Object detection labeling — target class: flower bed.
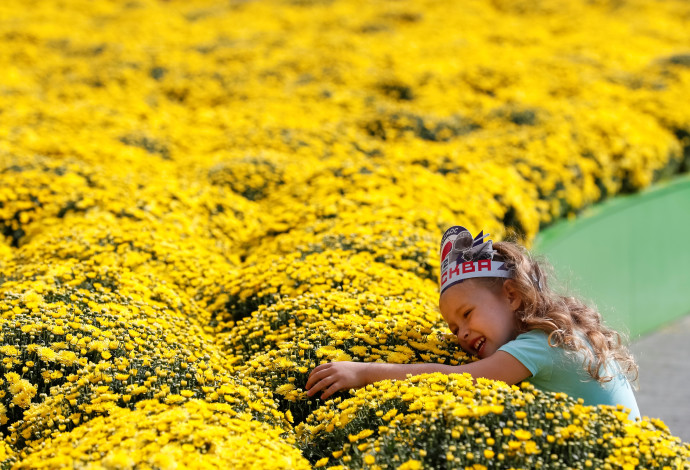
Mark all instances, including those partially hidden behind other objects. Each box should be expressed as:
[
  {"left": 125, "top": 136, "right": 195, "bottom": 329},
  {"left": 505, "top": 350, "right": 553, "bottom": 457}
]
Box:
[{"left": 1, "top": 0, "right": 690, "bottom": 468}]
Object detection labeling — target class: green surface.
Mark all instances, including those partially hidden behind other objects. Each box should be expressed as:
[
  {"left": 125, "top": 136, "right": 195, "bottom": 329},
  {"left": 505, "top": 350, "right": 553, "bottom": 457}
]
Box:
[{"left": 533, "top": 174, "right": 690, "bottom": 339}]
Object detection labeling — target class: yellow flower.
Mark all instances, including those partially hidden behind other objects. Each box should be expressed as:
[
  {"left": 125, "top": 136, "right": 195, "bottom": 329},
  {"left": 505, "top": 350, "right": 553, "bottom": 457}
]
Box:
[
  {"left": 8, "top": 377, "right": 37, "bottom": 408},
  {"left": 399, "top": 461, "right": 423, "bottom": 470},
  {"left": 0, "top": 346, "right": 19, "bottom": 356},
  {"left": 56, "top": 350, "right": 78, "bottom": 366},
  {"left": 0, "top": 403, "right": 8, "bottom": 425},
  {"left": 37, "top": 346, "right": 58, "bottom": 362},
  {"left": 348, "top": 429, "right": 374, "bottom": 442}
]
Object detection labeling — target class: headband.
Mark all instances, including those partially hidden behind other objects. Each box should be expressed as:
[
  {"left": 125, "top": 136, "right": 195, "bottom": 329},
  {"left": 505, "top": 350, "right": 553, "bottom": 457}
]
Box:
[{"left": 439, "top": 226, "right": 511, "bottom": 295}]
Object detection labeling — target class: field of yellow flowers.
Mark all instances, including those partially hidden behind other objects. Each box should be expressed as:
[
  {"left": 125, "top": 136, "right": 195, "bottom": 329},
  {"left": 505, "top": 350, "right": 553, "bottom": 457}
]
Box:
[{"left": 1, "top": 0, "right": 690, "bottom": 468}]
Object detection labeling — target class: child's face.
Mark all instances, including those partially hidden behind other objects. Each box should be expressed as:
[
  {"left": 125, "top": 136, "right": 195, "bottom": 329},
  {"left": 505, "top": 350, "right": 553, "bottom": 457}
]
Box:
[{"left": 439, "top": 280, "right": 520, "bottom": 359}]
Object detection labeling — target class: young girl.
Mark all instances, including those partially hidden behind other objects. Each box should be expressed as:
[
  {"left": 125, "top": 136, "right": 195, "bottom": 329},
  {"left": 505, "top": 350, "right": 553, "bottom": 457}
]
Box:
[{"left": 306, "top": 225, "right": 640, "bottom": 419}]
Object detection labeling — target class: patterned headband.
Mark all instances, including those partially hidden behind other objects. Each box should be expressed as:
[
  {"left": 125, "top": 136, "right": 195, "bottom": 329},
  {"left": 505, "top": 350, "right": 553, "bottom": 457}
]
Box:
[{"left": 439, "top": 226, "right": 512, "bottom": 295}]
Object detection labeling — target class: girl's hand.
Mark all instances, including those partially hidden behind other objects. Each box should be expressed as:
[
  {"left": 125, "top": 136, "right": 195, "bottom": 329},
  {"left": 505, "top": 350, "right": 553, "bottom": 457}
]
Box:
[{"left": 305, "top": 362, "right": 370, "bottom": 400}]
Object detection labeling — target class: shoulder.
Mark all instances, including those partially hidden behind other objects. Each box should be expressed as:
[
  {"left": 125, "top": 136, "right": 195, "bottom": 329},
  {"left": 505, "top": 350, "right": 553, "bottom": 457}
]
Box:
[
  {"left": 498, "top": 329, "right": 558, "bottom": 378},
  {"left": 506, "top": 329, "right": 552, "bottom": 347},
  {"left": 500, "top": 330, "right": 556, "bottom": 358}
]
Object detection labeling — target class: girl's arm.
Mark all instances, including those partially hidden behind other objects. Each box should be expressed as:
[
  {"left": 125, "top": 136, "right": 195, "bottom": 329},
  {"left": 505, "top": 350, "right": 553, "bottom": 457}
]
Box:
[{"left": 305, "top": 351, "right": 531, "bottom": 399}]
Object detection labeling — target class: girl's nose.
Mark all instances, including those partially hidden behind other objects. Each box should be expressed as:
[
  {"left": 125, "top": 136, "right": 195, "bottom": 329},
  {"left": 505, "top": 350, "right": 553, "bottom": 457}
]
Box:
[{"left": 457, "top": 329, "right": 471, "bottom": 354}]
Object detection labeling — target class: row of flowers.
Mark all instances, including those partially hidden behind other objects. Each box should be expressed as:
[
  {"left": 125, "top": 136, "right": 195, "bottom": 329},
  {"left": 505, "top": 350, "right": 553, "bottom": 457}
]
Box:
[
  {"left": 2, "top": 0, "right": 690, "bottom": 468},
  {"left": 298, "top": 374, "right": 682, "bottom": 469}
]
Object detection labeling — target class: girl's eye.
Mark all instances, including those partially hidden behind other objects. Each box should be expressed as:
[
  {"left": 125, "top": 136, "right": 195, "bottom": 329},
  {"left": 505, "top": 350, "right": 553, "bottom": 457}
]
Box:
[{"left": 463, "top": 310, "right": 471, "bottom": 318}]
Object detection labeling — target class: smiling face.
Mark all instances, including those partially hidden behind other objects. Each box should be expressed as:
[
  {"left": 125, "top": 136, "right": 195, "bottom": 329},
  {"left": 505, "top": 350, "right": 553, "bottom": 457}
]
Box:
[{"left": 439, "top": 279, "right": 521, "bottom": 359}]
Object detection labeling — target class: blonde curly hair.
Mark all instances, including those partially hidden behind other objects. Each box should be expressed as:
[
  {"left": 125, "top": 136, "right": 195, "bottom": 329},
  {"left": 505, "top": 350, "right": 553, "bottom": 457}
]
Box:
[{"left": 484, "top": 241, "right": 639, "bottom": 384}]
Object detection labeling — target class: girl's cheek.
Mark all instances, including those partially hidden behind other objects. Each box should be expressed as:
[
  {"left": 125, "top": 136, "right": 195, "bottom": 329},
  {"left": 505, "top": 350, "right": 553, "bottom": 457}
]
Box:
[{"left": 457, "top": 339, "right": 469, "bottom": 354}]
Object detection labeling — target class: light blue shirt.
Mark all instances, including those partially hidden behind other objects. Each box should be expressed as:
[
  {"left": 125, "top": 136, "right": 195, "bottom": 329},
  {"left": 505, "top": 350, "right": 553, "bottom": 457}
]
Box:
[{"left": 499, "top": 330, "right": 640, "bottom": 420}]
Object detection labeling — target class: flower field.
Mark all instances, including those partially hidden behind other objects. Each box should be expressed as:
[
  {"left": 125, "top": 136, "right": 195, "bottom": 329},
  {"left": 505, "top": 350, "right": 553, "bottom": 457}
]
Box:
[{"left": 1, "top": 0, "right": 690, "bottom": 468}]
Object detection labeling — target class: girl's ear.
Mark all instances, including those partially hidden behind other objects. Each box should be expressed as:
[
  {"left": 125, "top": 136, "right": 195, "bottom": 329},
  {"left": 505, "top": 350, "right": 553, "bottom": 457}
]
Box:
[{"left": 502, "top": 280, "right": 522, "bottom": 311}]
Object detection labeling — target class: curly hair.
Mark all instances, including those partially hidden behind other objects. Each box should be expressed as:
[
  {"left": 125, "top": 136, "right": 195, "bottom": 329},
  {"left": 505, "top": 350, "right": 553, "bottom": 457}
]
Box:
[{"left": 484, "top": 241, "right": 639, "bottom": 384}]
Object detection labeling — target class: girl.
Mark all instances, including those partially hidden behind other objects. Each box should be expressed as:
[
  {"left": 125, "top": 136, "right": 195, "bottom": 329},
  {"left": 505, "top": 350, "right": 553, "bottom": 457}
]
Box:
[{"left": 306, "top": 226, "right": 640, "bottom": 419}]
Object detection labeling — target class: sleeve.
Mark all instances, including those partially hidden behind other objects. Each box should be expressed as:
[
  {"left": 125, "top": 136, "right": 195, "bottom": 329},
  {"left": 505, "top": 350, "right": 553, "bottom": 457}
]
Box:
[{"left": 498, "top": 330, "right": 554, "bottom": 381}]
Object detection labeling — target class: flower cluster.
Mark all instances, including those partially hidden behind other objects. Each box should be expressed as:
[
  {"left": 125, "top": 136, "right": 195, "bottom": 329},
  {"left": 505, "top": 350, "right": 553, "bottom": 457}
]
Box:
[
  {"left": 16, "top": 399, "right": 310, "bottom": 469},
  {"left": 1, "top": 0, "right": 690, "bottom": 467},
  {"left": 297, "top": 374, "right": 689, "bottom": 469},
  {"left": 0, "top": 272, "right": 286, "bottom": 449},
  {"left": 224, "top": 289, "right": 470, "bottom": 424},
  {"left": 218, "top": 249, "right": 440, "bottom": 324}
]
